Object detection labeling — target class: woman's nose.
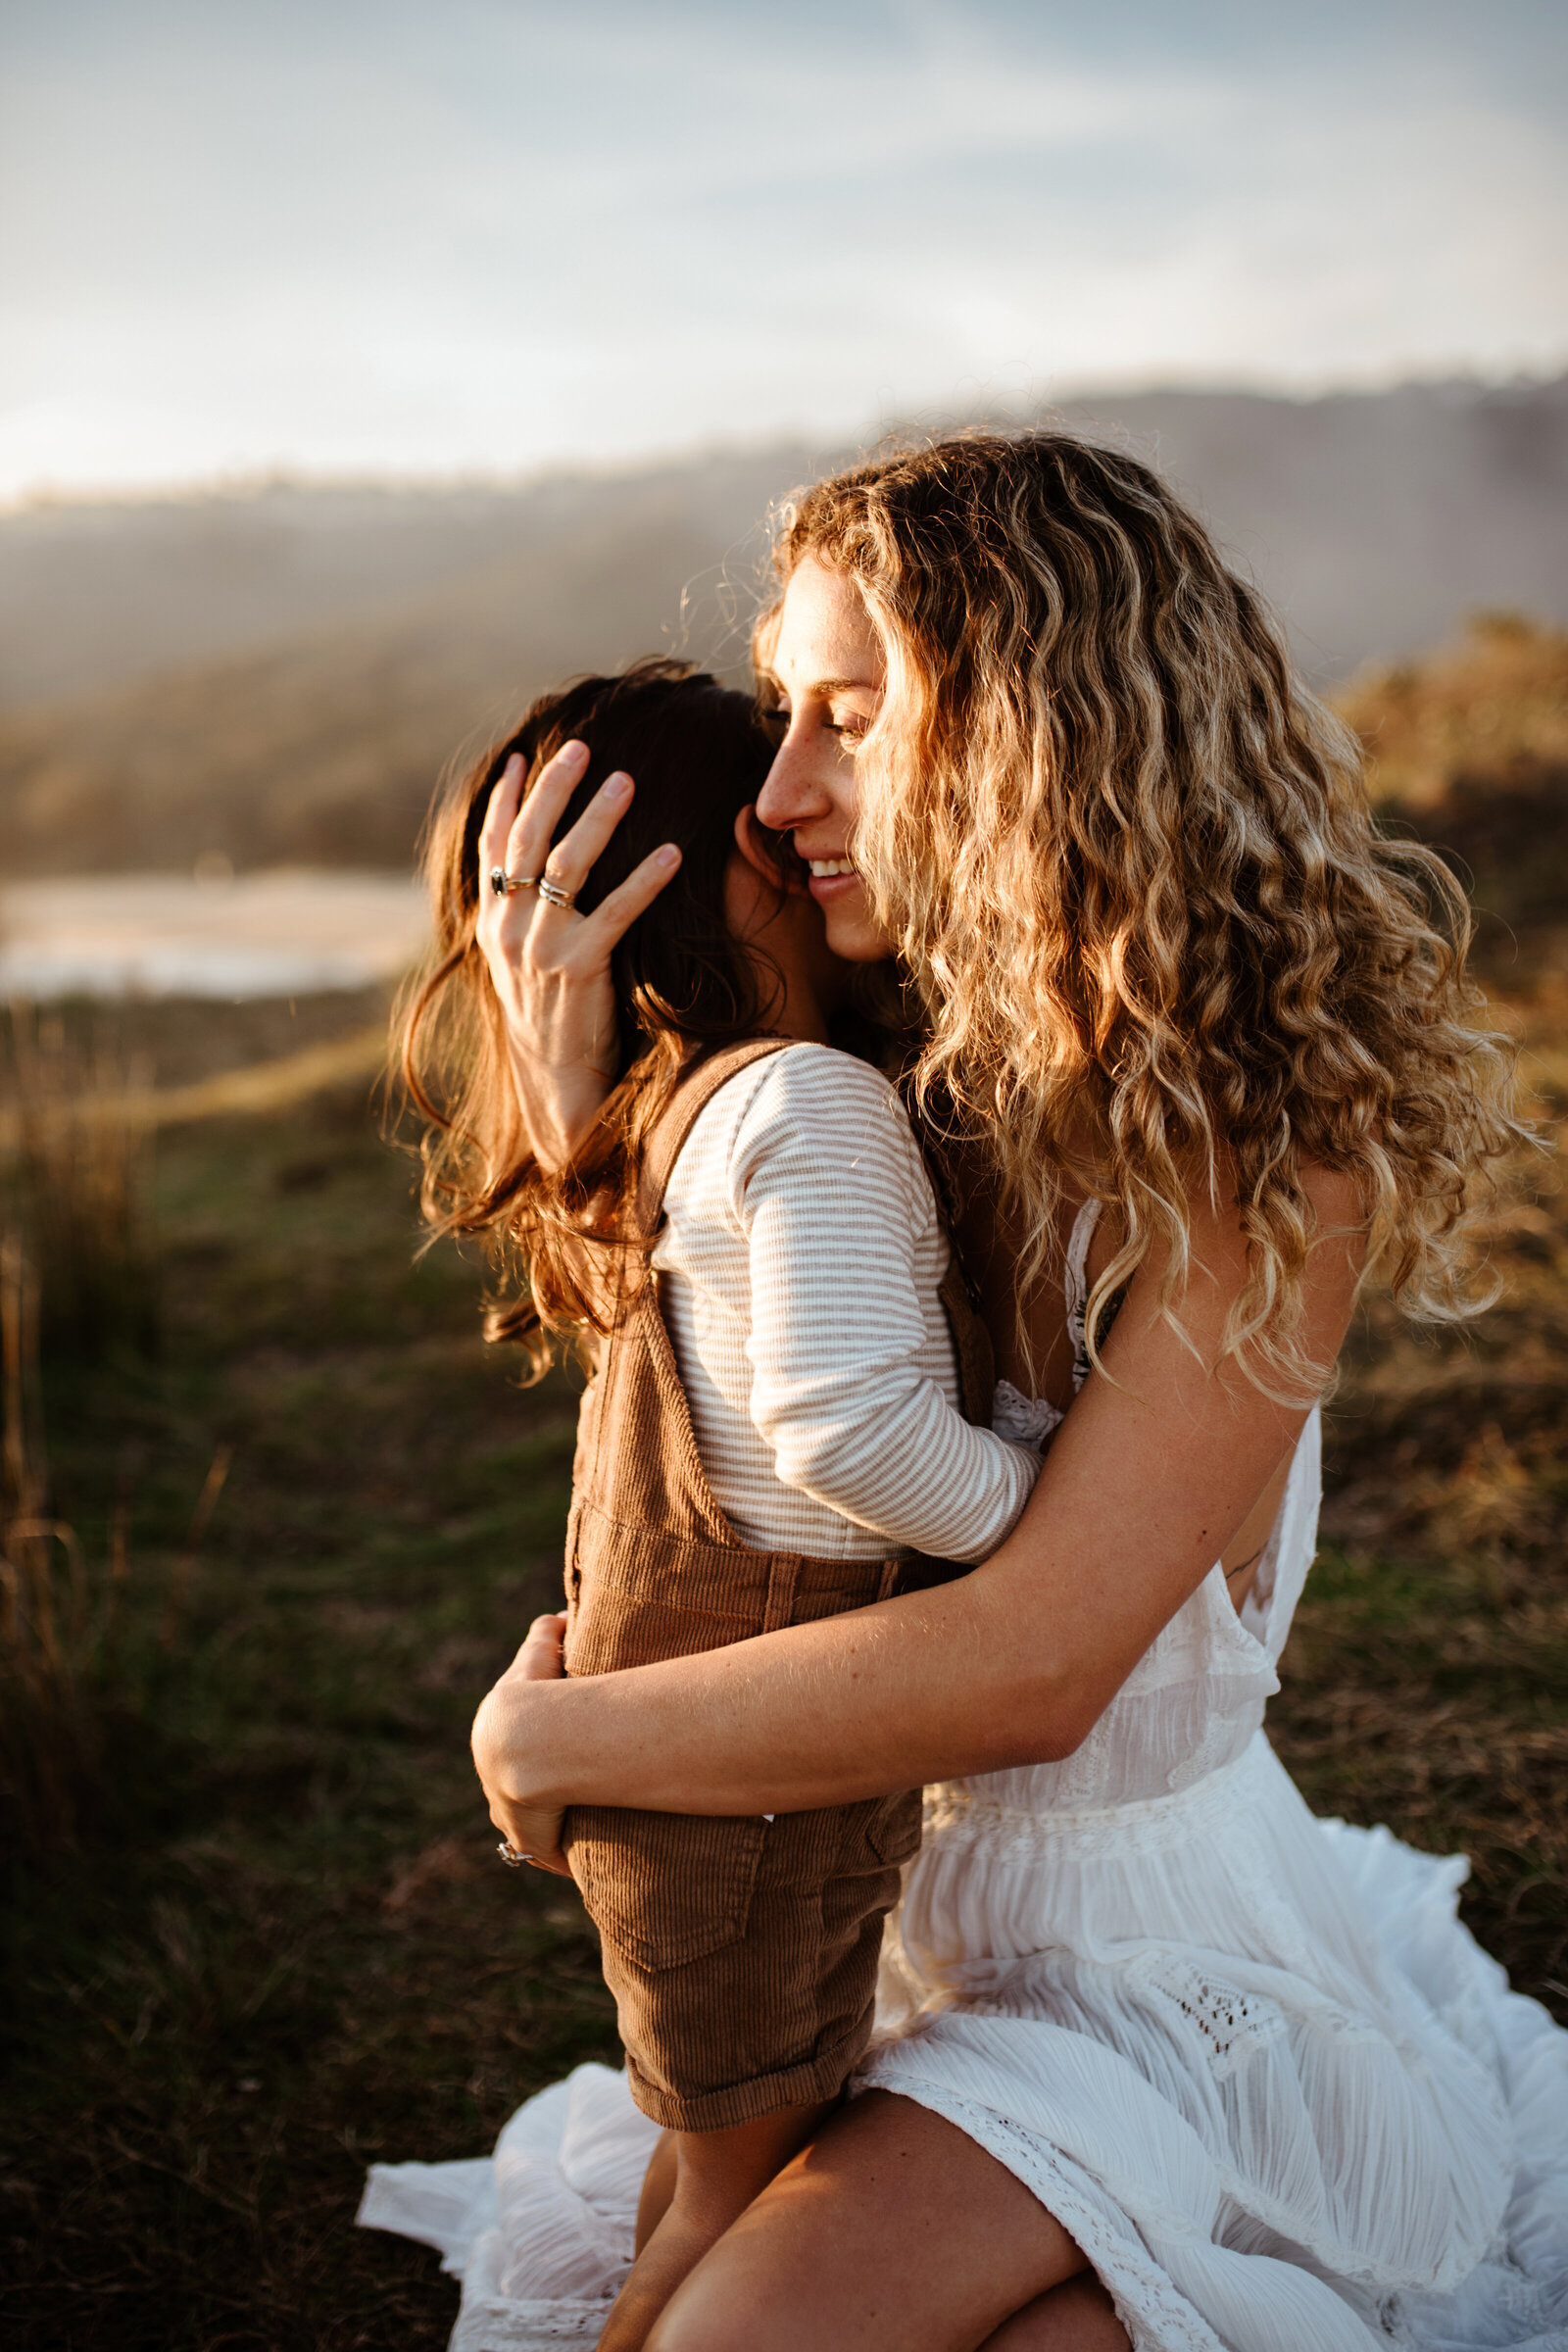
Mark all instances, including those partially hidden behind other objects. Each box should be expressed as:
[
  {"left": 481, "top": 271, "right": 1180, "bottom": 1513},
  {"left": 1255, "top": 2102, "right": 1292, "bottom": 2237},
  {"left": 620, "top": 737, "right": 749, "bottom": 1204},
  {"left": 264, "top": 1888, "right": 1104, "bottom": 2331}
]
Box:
[{"left": 758, "top": 732, "right": 831, "bottom": 830}]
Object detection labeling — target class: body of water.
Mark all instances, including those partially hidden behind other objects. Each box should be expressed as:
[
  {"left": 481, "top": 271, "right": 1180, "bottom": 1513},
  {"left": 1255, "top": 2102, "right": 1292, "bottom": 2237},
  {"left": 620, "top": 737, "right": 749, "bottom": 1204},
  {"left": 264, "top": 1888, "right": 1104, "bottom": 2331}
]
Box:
[{"left": 0, "top": 872, "right": 429, "bottom": 999}]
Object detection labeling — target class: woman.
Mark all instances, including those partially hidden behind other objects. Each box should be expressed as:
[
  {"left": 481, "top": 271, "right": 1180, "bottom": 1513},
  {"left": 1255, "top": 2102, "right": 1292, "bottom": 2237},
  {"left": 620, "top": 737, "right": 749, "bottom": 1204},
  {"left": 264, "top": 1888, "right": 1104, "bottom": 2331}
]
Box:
[{"left": 368, "top": 433, "right": 1567, "bottom": 2350}]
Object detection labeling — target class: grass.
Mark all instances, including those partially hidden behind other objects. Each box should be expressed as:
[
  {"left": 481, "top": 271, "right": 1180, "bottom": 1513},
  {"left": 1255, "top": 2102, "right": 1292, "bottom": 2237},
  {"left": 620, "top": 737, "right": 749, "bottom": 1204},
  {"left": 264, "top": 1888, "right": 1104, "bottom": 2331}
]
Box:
[
  {"left": 1, "top": 992, "right": 621, "bottom": 2349},
  {"left": 1278, "top": 958, "right": 1568, "bottom": 2010},
  {"left": 0, "top": 972, "right": 1564, "bottom": 2351}
]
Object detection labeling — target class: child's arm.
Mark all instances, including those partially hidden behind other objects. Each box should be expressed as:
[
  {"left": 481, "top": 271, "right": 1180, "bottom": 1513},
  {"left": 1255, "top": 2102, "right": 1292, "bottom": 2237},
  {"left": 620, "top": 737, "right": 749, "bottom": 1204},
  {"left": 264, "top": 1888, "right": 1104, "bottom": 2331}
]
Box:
[{"left": 728, "top": 1049, "right": 1038, "bottom": 1562}]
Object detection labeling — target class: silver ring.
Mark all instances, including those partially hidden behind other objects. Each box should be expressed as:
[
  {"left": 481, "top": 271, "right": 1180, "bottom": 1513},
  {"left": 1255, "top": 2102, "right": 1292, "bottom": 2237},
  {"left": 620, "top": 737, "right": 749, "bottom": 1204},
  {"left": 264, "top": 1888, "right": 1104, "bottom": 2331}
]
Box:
[
  {"left": 489, "top": 866, "right": 539, "bottom": 898},
  {"left": 535, "top": 874, "right": 577, "bottom": 910},
  {"left": 497, "top": 1838, "right": 532, "bottom": 1868}
]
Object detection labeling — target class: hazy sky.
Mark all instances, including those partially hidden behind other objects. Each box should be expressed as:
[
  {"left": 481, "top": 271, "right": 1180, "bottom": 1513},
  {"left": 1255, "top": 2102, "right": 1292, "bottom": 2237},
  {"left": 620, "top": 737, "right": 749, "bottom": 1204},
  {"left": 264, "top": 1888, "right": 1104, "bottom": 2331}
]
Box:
[{"left": 3, "top": 0, "right": 1565, "bottom": 502}]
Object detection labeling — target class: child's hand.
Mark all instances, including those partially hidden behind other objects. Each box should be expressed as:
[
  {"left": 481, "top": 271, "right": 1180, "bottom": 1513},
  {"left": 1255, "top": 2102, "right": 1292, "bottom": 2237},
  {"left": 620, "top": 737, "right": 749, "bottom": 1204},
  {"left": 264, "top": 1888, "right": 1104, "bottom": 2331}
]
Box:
[{"left": 474, "top": 1617, "right": 574, "bottom": 1876}]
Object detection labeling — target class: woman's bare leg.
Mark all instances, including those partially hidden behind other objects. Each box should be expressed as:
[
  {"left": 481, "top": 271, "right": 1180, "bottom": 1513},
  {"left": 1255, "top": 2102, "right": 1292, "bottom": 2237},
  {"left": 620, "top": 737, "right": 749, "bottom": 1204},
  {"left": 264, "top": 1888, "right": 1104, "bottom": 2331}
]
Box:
[
  {"left": 646, "top": 2091, "right": 1096, "bottom": 2352},
  {"left": 980, "top": 2275, "right": 1131, "bottom": 2351}
]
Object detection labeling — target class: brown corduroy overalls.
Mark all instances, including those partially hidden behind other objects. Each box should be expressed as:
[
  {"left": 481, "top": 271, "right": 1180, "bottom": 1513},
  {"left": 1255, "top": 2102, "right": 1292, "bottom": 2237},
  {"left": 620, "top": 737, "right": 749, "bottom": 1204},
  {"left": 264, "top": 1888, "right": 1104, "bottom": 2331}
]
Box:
[{"left": 561, "top": 1038, "right": 996, "bottom": 2132}]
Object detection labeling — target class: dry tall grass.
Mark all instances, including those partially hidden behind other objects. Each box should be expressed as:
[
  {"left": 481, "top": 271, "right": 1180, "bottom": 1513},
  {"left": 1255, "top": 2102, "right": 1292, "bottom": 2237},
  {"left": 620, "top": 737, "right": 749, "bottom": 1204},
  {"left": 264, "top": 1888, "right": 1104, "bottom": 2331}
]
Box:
[
  {"left": 0, "top": 1007, "right": 159, "bottom": 1852},
  {"left": 0, "top": 1232, "right": 116, "bottom": 1849},
  {"left": 1, "top": 1002, "right": 161, "bottom": 1361},
  {"left": 1337, "top": 612, "right": 1568, "bottom": 809}
]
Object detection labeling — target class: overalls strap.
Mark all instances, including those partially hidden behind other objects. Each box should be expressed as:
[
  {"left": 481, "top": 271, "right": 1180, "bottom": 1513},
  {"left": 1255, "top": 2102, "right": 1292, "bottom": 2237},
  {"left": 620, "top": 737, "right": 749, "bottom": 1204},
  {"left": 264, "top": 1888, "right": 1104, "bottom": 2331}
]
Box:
[{"left": 631, "top": 1038, "right": 794, "bottom": 1236}]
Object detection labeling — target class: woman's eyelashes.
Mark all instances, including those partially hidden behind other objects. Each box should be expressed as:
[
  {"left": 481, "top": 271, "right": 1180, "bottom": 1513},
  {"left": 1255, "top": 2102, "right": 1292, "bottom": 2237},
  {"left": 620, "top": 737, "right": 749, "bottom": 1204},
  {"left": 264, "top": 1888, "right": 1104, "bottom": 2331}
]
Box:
[{"left": 760, "top": 698, "right": 871, "bottom": 747}]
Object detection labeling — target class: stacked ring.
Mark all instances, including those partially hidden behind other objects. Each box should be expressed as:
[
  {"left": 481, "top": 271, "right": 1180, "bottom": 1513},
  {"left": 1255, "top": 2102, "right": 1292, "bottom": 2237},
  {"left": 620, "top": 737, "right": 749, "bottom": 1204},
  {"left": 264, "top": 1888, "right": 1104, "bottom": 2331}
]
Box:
[
  {"left": 536, "top": 876, "right": 578, "bottom": 910},
  {"left": 497, "top": 1838, "right": 532, "bottom": 1868}
]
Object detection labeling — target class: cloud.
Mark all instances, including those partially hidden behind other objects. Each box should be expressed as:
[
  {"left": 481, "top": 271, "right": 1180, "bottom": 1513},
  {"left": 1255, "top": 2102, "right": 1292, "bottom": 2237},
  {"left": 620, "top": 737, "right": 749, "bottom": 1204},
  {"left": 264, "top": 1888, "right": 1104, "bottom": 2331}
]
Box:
[{"left": 1, "top": 0, "right": 1563, "bottom": 497}]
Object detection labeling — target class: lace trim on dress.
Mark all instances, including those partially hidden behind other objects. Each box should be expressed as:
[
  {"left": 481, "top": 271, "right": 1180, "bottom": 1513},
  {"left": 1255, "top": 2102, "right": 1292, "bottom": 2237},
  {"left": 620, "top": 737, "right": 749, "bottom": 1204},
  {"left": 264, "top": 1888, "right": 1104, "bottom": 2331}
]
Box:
[
  {"left": 849, "top": 2074, "right": 1227, "bottom": 2352},
  {"left": 1129, "top": 1955, "right": 1289, "bottom": 2082},
  {"left": 1163, "top": 1706, "right": 1246, "bottom": 1795},
  {"left": 450, "top": 2296, "right": 613, "bottom": 2351},
  {"left": 922, "top": 1730, "right": 1268, "bottom": 1861},
  {"left": 989, "top": 1198, "right": 1102, "bottom": 1453},
  {"left": 1065, "top": 1197, "right": 1101, "bottom": 1390},
  {"left": 992, "top": 1377, "right": 1064, "bottom": 1452}
]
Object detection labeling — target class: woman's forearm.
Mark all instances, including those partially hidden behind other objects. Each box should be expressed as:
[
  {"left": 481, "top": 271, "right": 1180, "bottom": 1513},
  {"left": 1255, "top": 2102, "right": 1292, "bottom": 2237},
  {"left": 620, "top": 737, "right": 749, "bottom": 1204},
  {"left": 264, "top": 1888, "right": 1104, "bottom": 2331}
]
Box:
[
  {"left": 486, "top": 1421, "right": 1281, "bottom": 1816},
  {"left": 488, "top": 1577, "right": 1022, "bottom": 1819},
  {"left": 475, "top": 1170, "right": 1359, "bottom": 1824},
  {"left": 478, "top": 1218, "right": 1354, "bottom": 1818}
]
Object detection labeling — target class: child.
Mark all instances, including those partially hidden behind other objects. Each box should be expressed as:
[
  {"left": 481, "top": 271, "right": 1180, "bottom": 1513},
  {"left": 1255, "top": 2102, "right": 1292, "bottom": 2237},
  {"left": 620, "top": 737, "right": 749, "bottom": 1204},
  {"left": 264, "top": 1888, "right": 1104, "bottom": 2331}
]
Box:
[{"left": 401, "top": 659, "right": 1039, "bottom": 2349}]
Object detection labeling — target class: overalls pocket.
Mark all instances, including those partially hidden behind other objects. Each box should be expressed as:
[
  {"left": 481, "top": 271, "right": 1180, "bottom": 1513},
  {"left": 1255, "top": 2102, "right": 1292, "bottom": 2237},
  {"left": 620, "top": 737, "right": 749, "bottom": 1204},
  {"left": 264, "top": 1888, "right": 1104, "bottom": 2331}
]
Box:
[{"left": 565, "top": 1806, "right": 767, "bottom": 1972}]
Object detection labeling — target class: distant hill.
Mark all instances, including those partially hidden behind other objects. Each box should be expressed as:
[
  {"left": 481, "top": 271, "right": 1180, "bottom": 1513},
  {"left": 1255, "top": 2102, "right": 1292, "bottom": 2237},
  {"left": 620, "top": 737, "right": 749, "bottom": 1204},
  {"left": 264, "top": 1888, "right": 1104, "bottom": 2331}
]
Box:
[
  {"left": 1, "top": 378, "right": 1564, "bottom": 878},
  {"left": 1338, "top": 613, "right": 1568, "bottom": 962},
  {"left": 0, "top": 446, "right": 828, "bottom": 710}
]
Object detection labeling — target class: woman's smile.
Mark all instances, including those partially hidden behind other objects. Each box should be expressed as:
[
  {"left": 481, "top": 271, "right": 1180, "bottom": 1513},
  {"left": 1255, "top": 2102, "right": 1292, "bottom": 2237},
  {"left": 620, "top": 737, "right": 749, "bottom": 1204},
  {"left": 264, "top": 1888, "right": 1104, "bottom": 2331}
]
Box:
[
  {"left": 757, "top": 555, "right": 890, "bottom": 960},
  {"left": 805, "top": 855, "right": 860, "bottom": 907}
]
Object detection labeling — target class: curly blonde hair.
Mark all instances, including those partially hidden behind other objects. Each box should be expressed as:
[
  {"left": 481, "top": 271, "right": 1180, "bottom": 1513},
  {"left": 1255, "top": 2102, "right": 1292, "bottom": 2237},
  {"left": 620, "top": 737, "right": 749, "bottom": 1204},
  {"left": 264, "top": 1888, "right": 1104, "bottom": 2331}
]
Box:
[{"left": 758, "top": 431, "right": 1528, "bottom": 1397}]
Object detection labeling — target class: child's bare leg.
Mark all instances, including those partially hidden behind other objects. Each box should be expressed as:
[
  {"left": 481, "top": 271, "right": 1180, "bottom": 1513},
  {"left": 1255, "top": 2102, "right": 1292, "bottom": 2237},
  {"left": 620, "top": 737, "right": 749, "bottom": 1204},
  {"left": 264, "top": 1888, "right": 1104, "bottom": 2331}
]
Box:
[
  {"left": 599, "top": 2102, "right": 832, "bottom": 2352},
  {"left": 635, "top": 2131, "right": 679, "bottom": 2252}
]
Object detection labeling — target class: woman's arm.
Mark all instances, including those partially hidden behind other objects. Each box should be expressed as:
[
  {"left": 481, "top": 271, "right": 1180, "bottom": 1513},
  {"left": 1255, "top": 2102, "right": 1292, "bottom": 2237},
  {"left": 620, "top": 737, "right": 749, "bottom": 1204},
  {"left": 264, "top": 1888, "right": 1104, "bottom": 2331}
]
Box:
[{"left": 473, "top": 1166, "right": 1362, "bottom": 1840}]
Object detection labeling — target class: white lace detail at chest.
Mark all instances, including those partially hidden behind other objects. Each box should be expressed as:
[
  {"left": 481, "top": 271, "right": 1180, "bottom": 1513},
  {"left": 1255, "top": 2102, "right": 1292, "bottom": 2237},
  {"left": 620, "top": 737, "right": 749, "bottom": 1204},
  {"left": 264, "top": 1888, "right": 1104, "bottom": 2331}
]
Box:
[
  {"left": 989, "top": 1198, "right": 1100, "bottom": 1449},
  {"left": 992, "top": 1378, "right": 1064, "bottom": 1451}
]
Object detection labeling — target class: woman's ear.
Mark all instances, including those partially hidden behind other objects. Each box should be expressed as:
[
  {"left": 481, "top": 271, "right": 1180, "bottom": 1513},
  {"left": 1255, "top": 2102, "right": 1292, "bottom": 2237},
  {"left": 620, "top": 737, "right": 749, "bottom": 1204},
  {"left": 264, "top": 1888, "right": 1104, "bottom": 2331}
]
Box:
[{"left": 731, "top": 804, "right": 804, "bottom": 892}]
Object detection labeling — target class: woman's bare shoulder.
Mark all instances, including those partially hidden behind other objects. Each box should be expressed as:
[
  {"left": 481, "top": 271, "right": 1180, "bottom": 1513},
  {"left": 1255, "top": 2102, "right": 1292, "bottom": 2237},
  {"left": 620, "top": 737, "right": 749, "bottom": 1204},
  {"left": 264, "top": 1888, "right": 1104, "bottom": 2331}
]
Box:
[{"left": 1179, "top": 1151, "right": 1367, "bottom": 1246}]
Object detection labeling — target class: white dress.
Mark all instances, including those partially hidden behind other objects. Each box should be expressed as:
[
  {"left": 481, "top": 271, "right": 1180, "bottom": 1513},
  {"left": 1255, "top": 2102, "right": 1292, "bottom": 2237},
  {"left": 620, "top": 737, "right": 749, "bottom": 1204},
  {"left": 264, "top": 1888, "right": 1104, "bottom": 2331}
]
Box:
[{"left": 359, "top": 1204, "right": 1568, "bottom": 2351}]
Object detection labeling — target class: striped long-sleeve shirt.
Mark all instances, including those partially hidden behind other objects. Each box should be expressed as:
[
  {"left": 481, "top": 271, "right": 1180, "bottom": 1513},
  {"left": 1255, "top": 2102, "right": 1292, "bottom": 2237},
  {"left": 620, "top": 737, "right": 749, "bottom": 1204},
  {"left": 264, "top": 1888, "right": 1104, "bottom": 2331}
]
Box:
[{"left": 649, "top": 1043, "right": 1038, "bottom": 1564}]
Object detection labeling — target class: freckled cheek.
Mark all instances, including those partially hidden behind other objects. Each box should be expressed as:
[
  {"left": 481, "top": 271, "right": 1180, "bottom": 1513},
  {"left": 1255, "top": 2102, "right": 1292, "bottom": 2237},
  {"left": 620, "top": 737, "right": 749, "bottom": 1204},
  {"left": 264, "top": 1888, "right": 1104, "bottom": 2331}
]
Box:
[
  {"left": 808, "top": 737, "right": 860, "bottom": 813},
  {"left": 827, "top": 757, "right": 863, "bottom": 824}
]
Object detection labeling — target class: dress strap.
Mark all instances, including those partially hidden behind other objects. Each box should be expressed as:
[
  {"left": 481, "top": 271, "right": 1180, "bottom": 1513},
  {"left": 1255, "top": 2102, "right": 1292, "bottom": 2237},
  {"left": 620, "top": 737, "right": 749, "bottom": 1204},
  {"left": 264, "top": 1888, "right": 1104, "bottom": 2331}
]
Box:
[
  {"left": 1064, "top": 1197, "right": 1102, "bottom": 1317},
  {"left": 1064, "top": 1198, "right": 1102, "bottom": 1396}
]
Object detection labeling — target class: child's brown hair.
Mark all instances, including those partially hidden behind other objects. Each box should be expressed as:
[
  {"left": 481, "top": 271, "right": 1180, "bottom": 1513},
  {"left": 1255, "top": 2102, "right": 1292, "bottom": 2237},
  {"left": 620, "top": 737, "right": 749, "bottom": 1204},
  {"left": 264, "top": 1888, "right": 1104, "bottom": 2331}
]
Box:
[{"left": 400, "top": 658, "right": 808, "bottom": 1366}]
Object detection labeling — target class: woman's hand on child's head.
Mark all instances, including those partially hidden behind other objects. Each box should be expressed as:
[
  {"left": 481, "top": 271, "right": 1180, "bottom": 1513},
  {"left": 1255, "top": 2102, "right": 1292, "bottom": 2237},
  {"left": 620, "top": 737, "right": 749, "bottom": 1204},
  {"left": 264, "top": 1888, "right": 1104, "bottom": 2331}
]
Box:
[
  {"left": 475, "top": 741, "right": 681, "bottom": 1168},
  {"left": 472, "top": 1619, "right": 574, "bottom": 1875}
]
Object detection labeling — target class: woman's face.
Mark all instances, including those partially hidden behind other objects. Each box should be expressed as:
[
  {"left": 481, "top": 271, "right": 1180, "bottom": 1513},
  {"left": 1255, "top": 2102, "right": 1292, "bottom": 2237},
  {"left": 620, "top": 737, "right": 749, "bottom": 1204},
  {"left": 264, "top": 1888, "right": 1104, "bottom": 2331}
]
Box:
[{"left": 757, "top": 555, "right": 893, "bottom": 963}]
